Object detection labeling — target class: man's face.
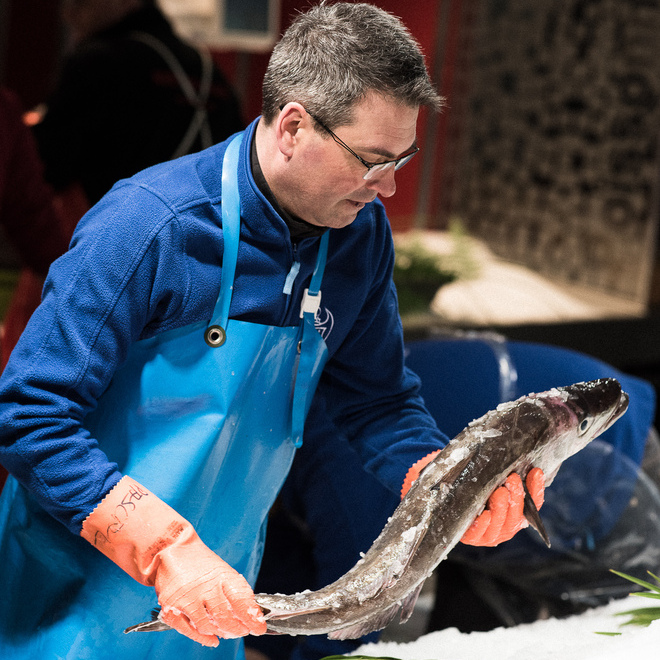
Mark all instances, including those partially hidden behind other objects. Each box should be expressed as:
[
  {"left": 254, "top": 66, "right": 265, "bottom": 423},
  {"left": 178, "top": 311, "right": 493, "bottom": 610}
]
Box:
[{"left": 283, "top": 93, "right": 419, "bottom": 229}]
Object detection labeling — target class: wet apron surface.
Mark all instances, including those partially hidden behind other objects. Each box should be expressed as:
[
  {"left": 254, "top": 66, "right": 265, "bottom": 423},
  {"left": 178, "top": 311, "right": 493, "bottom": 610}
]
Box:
[{"left": 0, "top": 134, "right": 329, "bottom": 659}]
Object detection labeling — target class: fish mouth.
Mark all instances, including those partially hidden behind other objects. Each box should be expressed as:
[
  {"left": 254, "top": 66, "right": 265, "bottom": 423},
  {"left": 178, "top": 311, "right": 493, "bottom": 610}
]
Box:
[
  {"left": 611, "top": 390, "right": 629, "bottom": 422},
  {"left": 584, "top": 379, "right": 629, "bottom": 435},
  {"left": 592, "top": 388, "right": 628, "bottom": 440}
]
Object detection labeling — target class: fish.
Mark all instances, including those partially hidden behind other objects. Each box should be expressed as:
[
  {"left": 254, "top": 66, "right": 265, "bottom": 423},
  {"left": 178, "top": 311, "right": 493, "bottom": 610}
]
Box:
[{"left": 124, "top": 378, "right": 628, "bottom": 641}]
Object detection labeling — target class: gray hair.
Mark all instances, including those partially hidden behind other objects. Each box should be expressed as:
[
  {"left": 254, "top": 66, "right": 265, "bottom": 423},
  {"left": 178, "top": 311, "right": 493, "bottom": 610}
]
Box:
[{"left": 261, "top": 2, "right": 444, "bottom": 128}]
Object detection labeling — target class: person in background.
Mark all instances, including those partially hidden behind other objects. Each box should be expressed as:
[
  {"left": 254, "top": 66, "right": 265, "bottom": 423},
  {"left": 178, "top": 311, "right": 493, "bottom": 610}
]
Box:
[
  {"left": 1, "top": 0, "right": 244, "bottom": 394},
  {"left": 0, "top": 4, "right": 544, "bottom": 659},
  {"left": 0, "top": 88, "right": 70, "bottom": 281},
  {"left": 33, "top": 0, "right": 244, "bottom": 207},
  {"left": 3, "top": 0, "right": 244, "bottom": 381}
]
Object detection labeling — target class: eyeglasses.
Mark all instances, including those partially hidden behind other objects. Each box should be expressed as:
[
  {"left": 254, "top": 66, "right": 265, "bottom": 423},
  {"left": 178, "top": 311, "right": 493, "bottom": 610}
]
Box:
[{"left": 306, "top": 111, "right": 419, "bottom": 181}]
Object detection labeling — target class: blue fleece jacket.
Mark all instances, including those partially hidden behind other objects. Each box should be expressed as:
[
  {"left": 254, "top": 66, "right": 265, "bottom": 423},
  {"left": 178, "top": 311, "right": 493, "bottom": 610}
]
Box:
[{"left": 0, "top": 119, "right": 448, "bottom": 533}]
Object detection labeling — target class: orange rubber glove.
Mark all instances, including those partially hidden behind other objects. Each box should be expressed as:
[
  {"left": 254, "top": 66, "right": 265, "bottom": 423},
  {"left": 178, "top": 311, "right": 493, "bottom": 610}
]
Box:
[
  {"left": 81, "top": 476, "right": 266, "bottom": 647},
  {"left": 401, "top": 451, "right": 545, "bottom": 547},
  {"left": 400, "top": 449, "right": 442, "bottom": 499},
  {"left": 461, "top": 468, "right": 545, "bottom": 546}
]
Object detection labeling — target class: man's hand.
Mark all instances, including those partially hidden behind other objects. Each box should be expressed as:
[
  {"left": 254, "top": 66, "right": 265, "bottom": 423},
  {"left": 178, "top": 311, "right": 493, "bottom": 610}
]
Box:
[
  {"left": 402, "top": 452, "right": 546, "bottom": 548},
  {"left": 461, "top": 468, "right": 545, "bottom": 546},
  {"left": 155, "top": 528, "right": 267, "bottom": 646},
  {"left": 81, "top": 476, "right": 266, "bottom": 647}
]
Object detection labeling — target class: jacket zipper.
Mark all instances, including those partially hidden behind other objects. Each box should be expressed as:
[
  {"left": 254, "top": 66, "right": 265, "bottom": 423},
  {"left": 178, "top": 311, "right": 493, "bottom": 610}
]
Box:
[{"left": 282, "top": 242, "right": 301, "bottom": 322}]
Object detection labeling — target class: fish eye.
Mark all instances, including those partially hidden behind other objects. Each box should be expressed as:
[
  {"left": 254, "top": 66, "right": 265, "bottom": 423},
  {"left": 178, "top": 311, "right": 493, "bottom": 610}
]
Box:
[{"left": 578, "top": 417, "right": 591, "bottom": 435}]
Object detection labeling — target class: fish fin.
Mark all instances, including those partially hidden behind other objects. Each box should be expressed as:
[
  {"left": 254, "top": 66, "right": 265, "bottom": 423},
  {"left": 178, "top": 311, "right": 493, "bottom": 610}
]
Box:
[
  {"left": 264, "top": 605, "right": 328, "bottom": 621},
  {"left": 124, "top": 608, "right": 171, "bottom": 634},
  {"left": 399, "top": 581, "right": 425, "bottom": 624},
  {"left": 429, "top": 454, "right": 474, "bottom": 491},
  {"left": 327, "top": 602, "right": 402, "bottom": 640},
  {"left": 356, "top": 510, "right": 433, "bottom": 603},
  {"left": 257, "top": 601, "right": 329, "bottom": 621},
  {"left": 523, "top": 488, "right": 551, "bottom": 548},
  {"left": 366, "top": 457, "right": 473, "bottom": 604},
  {"left": 327, "top": 582, "right": 426, "bottom": 640}
]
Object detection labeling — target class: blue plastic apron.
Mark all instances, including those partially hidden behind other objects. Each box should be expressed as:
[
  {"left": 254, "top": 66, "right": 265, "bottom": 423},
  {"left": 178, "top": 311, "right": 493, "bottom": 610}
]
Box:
[{"left": 0, "top": 133, "right": 329, "bottom": 659}]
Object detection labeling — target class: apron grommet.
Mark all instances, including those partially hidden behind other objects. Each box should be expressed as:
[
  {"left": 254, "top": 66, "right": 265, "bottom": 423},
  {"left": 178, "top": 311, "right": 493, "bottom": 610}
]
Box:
[{"left": 205, "top": 325, "right": 226, "bottom": 347}]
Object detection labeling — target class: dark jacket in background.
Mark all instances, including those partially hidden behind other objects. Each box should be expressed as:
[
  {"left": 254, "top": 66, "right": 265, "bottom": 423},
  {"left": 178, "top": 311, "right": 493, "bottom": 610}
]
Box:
[
  {"left": 0, "top": 87, "right": 70, "bottom": 273},
  {"left": 33, "top": 5, "right": 244, "bottom": 205}
]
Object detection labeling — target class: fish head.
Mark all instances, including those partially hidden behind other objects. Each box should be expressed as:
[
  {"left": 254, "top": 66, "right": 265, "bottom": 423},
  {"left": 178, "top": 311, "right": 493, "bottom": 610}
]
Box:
[
  {"left": 565, "top": 378, "right": 629, "bottom": 438},
  {"left": 533, "top": 378, "right": 629, "bottom": 481}
]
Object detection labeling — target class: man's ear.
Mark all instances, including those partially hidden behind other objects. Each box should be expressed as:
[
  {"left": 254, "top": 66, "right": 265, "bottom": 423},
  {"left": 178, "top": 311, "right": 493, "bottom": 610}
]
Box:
[{"left": 275, "top": 103, "right": 307, "bottom": 158}]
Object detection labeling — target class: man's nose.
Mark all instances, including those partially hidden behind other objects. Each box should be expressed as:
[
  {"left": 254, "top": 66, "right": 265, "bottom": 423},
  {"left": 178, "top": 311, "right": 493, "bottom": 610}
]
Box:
[{"left": 366, "top": 167, "right": 397, "bottom": 198}]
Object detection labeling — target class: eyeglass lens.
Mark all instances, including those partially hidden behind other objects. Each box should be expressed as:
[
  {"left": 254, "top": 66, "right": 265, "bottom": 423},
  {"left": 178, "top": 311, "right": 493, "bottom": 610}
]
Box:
[{"left": 363, "top": 151, "right": 417, "bottom": 180}]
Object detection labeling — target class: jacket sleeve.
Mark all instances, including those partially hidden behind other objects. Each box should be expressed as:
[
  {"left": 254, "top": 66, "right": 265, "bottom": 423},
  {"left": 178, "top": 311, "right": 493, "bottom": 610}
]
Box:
[
  {"left": 317, "top": 207, "right": 449, "bottom": 497},
  {"left": 0, "top": 183, "right": 191, "bottom": 533}
]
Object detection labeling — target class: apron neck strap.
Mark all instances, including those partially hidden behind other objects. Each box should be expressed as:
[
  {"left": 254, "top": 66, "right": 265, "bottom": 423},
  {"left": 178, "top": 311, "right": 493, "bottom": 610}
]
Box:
[
  {"left": 206, "top": 133, "right": 331, "bottom": 345},
  {"left": 309, "top": 232, "right": 329, "bottom": 296},
  {"left": 298, "top": 231, "right": 328, "bottom": 319},
  {"left": 205, "top": 133, "right": 242, "bottom": 346}
]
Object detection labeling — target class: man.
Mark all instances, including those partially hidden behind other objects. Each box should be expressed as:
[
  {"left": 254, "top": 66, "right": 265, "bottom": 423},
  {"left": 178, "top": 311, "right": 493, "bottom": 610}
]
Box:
[
  {"left": 33, "top": 0, "right": 244, "bottom": 206},
  {"left": 0, "top": 4, "right": 542, "bottom": 659}
]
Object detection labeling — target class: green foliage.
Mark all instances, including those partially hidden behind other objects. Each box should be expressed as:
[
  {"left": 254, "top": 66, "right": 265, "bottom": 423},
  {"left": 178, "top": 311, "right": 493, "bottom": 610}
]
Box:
[
  {"left": 610, "top": 569, "right": 660, "bottom": 628},
  {"left": 393, "top": 221, "right": 477, "bottom": 316}
]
